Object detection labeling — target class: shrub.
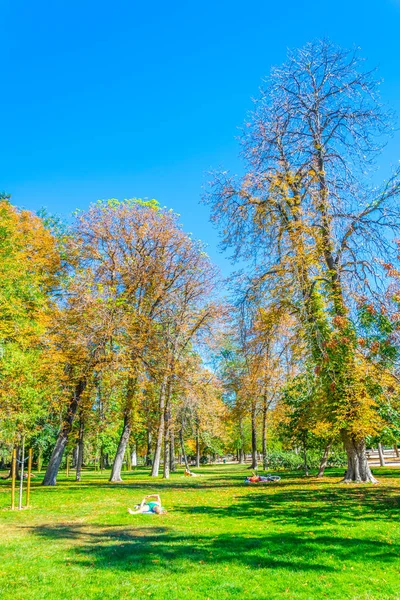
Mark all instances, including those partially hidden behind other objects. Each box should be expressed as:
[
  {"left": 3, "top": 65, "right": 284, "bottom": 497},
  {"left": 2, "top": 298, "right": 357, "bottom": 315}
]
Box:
[{"left": 265, "top": 449, "right": 346, "bottom": 471}]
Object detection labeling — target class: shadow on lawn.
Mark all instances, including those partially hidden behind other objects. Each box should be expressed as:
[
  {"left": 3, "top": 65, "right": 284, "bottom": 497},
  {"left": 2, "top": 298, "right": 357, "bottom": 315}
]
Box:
[
  {"left": 45, "top": 469, "right": 343, "bottom": 490},
  {"left": 30, "top": 470, "right": 400, "bottom": 498},
  {"left": 177, "top": 484, "right": 400, "bottom": 526},
  {"left": 23, "top": 522, "right": 399, "bottom": 574}
]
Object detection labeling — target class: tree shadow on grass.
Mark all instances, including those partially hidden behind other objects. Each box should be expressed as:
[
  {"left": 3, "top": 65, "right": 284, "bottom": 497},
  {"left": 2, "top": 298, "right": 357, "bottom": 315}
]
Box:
[
  {"left": 22, "top": 522, "right": 399, "bottom": 575},
  {"left": 24, "top": 467, "right": 400, "bottom": 502},
  {"left": 177, "top": 484, "right": 400, "bottom": 526},
  {"left": 42, "top": 470, "right": 340, "bottom": 492}
]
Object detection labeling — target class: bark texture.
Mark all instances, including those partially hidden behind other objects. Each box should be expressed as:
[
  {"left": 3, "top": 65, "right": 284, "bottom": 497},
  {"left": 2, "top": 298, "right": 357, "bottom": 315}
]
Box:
[
  {"left": 42, "top": 380, "right": 86, "bottom": 486},
  {"left": 377, "top": 443, "right": 386, "bottom": 467},
  {"left": 109, "top": 415, "right": 131, "bottom": 482},
  {"left": 317, "top": 441, "right": 333, "bottom": 478},
  {"left": 341, "top": 432, "right": 378, "bottom": 483}
]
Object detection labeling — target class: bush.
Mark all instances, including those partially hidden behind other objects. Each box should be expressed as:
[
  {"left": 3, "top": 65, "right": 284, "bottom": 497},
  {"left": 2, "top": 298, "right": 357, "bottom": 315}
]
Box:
[{"left": 265, "top": 449, "right": 346, "bottom": 471}]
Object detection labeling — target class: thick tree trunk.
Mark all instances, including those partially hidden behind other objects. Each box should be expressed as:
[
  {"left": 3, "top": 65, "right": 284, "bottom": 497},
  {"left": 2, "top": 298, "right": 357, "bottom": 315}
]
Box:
[
  {"left": 341, "top": 431, "right": 378, "bottom": 483},
  {"left": 151, "top": 377, "right": 167, "bottom": 477},
  {"left": 238, "top": 448, "right": 245, "bottom": 464},
  {"left": 109, "top": 415, "right": 131, "bottom": 482},
  {"left": 42, "top": 380, "right": 86, "bottom": 486},
  {"left": 250, "top": 401, "right": 258, "bottom": 469},
  {"left": 317, "top": 441, "right": 333, "bottom": 478},
  {"left": 76, "top": 415, "right": 84, "bottom": 481},
  {"left": 377, "top": 443, "right": 386, "bottom": 467}
]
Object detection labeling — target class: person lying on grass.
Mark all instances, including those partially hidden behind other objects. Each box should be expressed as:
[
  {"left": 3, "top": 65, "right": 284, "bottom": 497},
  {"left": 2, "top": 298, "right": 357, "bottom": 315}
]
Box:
[
  {"left": 184, "top": 468, "right": 200, "bottom": 477},
  {"left": 128, "top": 494, "right": 166, "bottom": 515},
  {"left": 245, "top": 473, "right": 281, "bottom": 483}
]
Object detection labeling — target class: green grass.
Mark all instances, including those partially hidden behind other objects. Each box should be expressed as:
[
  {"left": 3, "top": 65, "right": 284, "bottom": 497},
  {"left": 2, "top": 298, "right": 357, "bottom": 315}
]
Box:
[{"left": 0, "top": 464, "right": 399, "bottom": 600}]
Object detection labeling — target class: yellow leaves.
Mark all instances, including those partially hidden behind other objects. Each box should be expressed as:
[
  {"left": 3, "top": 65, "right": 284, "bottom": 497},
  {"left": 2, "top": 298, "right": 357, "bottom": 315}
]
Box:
[{"left": 332, "top": 315, "right": 347, "bottom": 330}]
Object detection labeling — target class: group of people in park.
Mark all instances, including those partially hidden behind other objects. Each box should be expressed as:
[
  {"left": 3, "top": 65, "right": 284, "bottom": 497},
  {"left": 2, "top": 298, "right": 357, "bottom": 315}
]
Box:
[{"left": 128, "top": 468, "right": 281, "bottom": 515}]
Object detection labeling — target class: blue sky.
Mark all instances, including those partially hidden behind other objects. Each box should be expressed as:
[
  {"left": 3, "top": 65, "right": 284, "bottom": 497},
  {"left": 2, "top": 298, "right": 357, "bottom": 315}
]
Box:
[{"left": 2, "top": 0, "right": 400, "bottom": 275}]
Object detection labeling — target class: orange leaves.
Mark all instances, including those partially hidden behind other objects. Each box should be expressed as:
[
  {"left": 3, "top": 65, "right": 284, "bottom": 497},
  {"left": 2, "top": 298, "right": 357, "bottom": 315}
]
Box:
[{"left": 332, "top": 315, "right": 347, "bottom": 329}]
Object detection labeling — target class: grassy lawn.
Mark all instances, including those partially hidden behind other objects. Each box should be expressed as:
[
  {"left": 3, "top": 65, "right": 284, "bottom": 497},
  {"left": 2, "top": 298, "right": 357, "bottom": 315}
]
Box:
[{"left": 0, "top": 464, "right": 399, "bottom": 600}]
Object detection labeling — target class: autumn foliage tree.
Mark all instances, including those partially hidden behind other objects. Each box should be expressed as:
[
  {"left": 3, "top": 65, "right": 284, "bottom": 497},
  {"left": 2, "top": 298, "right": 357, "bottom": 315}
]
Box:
[
  {"left": 206, "top": 40, "right": 400, "bottom": 482},
  {"left": 0, "top": 197, "right": 62, "bottom": 458}
]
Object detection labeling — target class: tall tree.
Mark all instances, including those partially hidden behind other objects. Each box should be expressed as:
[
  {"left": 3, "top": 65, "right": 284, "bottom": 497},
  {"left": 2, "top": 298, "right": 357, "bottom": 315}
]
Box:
[
  {"left": 0, "top": 198, "right": 62, "bottom": 453},
  {"left": 206, "top": 40, "right": 400, "bottom": 482}
]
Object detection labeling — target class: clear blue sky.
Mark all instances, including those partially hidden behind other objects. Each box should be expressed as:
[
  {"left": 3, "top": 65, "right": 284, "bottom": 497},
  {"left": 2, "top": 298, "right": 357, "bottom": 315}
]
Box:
[{"left": 2, "top": 0, "right": 400, "bottom": 275}]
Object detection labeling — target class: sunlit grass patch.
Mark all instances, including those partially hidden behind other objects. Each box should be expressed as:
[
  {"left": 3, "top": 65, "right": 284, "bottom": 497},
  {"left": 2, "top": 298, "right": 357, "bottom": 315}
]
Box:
[{"left": 0, "top": 464, "right": 399, "bottom": 599}]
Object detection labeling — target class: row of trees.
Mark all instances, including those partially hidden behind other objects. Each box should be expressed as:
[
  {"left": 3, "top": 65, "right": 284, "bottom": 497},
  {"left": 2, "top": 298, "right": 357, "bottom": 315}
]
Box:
[
  {"left": 0, "top": 196, "right": 228, "bottom": 484},
  {"left": 2, "top": 41, "right": 400, "bottom": 484}
]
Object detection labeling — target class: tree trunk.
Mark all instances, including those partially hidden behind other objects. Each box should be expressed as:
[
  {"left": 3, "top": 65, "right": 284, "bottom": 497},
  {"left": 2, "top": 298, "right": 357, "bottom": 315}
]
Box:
[
  {"left": 238, "top": 417, "right": 245, "bottom": 464},
  {"left": 163, "top": 409, "right": 170, "bottom": 479},
  {"left": 146, "top": 428, "right": 152, "bottom": 466},
  {"left": 262, "top": 400, "right": 268, "bottom": 470},
  {"left": 42, "top": 380, "right": 86, "bottom": 486},
  {"left": 72, "top": 445, "right": 78, "bottom": 468},
  {"left": 100, "top": 447, "right": 105, "bottom": 471},
  {"left": 195, "top": 422, "right": 200, "bottom": 468},
  {"left": 250, "top": 401, "right": 258, "bottom": 469},
  {"left": 131, "top": 444, "right": 137, "bottom": 467},
  {"left": 109, "top": 377, "right": 137, "bottom": 482},
  {"left": 6, "top": 446, "right": 20, "bottom": 480},
  {"left": 170, "top": 429, "right": 176, "bottom": 472},
  {"left": 75, "top": 415, "right": 84, "bottom": 481},
  {"left": 394, "top": 443, "right": 399, "bottom": 458},
  {"left": 37, "top": 449, "right": 42, "bottom": 473},
  {"left": 126, "top": 446, "right": 132, "bottom": 471},
  {"left": 341, "top": 431, "right": 378, "bottom": 483},
  {"left": 303, "top": 443, "right": 309, "bottom": 476},
  {"left": 179, "top": 426, "right": 189, "bottom": 468},
  {"left": 317, "top": 441, "right": 333, "bottom": 478},
  {"left": 151, "top": 378, "right": 167, "bottom": 477},
  {"left": 109, "top": 415, "right": 131, "bottom": 482},
  {"left": 377, "top": 443, "right": 386, "bottom": 467}
]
